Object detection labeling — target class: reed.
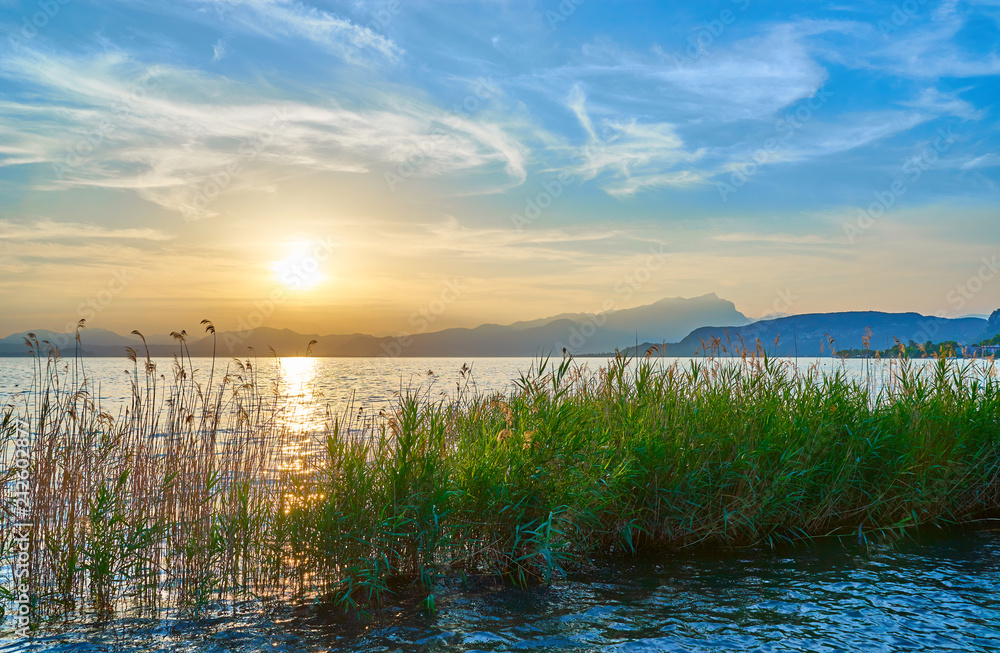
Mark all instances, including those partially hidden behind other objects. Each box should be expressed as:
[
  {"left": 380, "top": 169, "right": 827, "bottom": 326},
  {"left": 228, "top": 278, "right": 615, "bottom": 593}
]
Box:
[
  {"left": 1, "top": 328, "right": 298, "bottom": 625},
  {"left": 3, "top": 330, "right": 1000, "bottom": 628}
]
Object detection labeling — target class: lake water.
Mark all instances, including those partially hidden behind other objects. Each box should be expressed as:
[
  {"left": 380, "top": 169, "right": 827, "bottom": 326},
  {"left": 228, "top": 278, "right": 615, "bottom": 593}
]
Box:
[
  {"left": 3, "top": 356, "right": 1000, "bottom": 650},
  {"left": 3, "top": 530, "right": 999, "bottom": 652},
  {"left": 2, "top": 356, "right": 579, "bottom": 416},
  {"left": 0, "top": 356, "right": 963, "bottom": 423}
]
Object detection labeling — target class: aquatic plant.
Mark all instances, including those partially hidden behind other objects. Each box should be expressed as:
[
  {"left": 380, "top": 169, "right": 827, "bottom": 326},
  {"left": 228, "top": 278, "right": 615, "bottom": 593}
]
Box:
[{"left": 1, "top": 327, "right": 296, "bottom": 625}]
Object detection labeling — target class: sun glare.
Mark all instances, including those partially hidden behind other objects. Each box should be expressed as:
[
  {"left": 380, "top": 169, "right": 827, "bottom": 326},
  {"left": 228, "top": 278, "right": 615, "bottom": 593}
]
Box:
[{"left": 271, "top": 240, "right": 332, "bottom": 290}]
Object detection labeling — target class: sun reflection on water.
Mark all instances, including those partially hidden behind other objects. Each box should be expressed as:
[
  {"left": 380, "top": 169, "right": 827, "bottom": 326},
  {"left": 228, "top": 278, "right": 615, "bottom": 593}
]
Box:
[{"left": 274, "top": 357, "right": 326, "bottom": 475}]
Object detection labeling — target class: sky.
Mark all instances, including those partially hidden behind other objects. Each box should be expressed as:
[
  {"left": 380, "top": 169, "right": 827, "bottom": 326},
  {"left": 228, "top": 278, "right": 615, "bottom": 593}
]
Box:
[{"left": 0, "top": 0, "right": 998, "bottom": 338}]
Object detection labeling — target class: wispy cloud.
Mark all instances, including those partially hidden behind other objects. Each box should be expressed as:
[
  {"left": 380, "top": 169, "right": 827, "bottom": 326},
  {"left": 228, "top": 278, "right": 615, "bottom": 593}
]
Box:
[
  {"left": 0, "top": 48, "right": 528, "bottom": 218},
  {"left": 960, "top": 153, "right": 1000, "bottom": 170},
  {"left": 566, "top": 84, "right": 596, "bottom": 141},
  {"left": 535, "top": 22, "right": 848, "bottom": 124},
  {"left": 730, "top": 110, "right": 930, "bottom": 168},
  {"left": 183, "top": 0, "right": 402, "bottom": 64},
  {"left": 866, "top": 3, "right": 1000, "bottom": 79},
  {"left": 562, "top": 87, "right": 706, "bottom": 197},
  {"left": 0, "top": 219, "right": 173, "bottom": 242},
  {"left": 212, "top": 38, "right": 228, "bottom": 62},
  {"left": 902, "top": 87, "right": 985, "bottom": 120},
  {"left": 712, "top": 232, "right": 842, "bottom": 246},
  {"left": 385, "top": 215, "right": 636, "bottom": 264}
]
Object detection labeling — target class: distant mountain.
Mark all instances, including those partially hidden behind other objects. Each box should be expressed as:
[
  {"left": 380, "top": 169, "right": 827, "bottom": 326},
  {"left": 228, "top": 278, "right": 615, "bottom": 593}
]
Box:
[
  {"left": 506, "top": 293, "right": 748, "bottom": 341},
  {"left": 200, "top": 293, "right": 749, "bottom": 357},
  {"left": 481, "top": 293, "right": 749, "bottom": 354},
  {"left": 0, "top": 328, "right": 177, "bottom": 355},
  {"left": 3, "top": 300, "right": 994, "bottom": 359},
  {"left": 624, "top": 311, "right": 990, "bottom": 358},
  {"left": 1, "top": 328, "right": 115, "bottom": 347},
  {"left": 0, "top": 294, "right": 748, "bottom": 358},
  {"left": 982, "top": 309, "right": 1000, "bottom": 341}
]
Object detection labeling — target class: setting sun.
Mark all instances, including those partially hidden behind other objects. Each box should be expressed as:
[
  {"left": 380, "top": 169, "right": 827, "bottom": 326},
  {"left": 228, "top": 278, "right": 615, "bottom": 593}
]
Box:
[{"left": 271, "top": 240, "right": 334, "bottom": 291}]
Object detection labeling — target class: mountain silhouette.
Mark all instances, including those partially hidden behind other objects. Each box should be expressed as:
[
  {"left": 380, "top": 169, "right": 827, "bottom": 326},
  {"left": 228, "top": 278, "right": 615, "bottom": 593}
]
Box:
[{"left": 2, "top": 297, "right": 994, "bottom": 359}]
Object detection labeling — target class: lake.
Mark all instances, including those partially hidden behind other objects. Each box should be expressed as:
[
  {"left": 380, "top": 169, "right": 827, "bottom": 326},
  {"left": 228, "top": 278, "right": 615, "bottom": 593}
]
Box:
[
  {"left": 3, "top": 355, "right": 999, "bottom": 651},
  {"left": 0, "top": 355, "right": 951, "bottom": 422},
  {"left": 3, "top": 531, "right": 999, "bottom": 652}
]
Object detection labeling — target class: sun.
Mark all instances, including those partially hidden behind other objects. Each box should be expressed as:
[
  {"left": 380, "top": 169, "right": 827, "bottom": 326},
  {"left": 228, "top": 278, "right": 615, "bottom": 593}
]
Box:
[{"left": 271, "top": 240, "right": 333, "bottom": 290}]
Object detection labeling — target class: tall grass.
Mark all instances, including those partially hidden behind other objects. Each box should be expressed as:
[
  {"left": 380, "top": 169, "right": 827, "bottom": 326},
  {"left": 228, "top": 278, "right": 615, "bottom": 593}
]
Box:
[
  {"left": 3, "top": 331, "right": 1000, "bottom": 629},
  {"left": 1, "top": 328, "right": 301, "bottom": 624}
]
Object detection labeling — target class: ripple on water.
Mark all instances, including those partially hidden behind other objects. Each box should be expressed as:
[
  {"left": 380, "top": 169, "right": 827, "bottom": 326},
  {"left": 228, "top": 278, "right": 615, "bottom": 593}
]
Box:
[{"left": 5, "top": 532, "right": 1000, "bottom": 651}]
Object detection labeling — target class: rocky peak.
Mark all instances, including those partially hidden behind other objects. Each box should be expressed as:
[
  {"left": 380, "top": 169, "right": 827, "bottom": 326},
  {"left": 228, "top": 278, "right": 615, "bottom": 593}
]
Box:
[{"left": 987, "top": 309, "right": 1000, "bottom": 338}]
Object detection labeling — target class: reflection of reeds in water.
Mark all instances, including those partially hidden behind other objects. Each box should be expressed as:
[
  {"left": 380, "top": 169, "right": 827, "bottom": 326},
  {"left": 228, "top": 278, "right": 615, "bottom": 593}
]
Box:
[{"left": 3, "top": 326, "right": 1000, "bottom": 627}]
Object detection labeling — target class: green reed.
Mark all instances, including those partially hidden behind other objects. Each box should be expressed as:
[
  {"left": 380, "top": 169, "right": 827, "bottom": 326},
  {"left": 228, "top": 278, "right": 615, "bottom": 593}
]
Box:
[
  {"left": 287, "top": 351, "right": 1000, "bottom": 610},
  {"left": 3, "top": 329, "right": 1000, "bottom": 629}
]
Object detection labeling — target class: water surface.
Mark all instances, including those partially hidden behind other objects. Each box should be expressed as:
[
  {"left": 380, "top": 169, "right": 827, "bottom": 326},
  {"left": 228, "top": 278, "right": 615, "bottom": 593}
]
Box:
[
  {"left": 0, "top": 356, "right": 963, "bottom": 421},
  {"left": 4, "top": 530, "right": 999, "bottom": 652}
]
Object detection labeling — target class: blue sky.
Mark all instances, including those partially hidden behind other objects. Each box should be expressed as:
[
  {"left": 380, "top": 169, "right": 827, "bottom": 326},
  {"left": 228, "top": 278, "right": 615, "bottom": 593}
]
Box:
[{"left": 0, "top": 0, "right": 998, "bottom": 336}]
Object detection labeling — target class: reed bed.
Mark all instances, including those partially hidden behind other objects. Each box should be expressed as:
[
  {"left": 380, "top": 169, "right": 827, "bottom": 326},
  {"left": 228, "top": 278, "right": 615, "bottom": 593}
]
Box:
[
  {"left": 3, "top": 330, "right": 1000, "bottom": 628},
  {"left": 1, "top": 329, "right": 303, "bottom": 626}
]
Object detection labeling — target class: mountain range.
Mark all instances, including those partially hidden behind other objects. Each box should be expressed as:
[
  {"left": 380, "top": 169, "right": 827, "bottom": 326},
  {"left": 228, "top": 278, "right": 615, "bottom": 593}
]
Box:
[
  {"left": 622, "top": 310, "right": 999, "bottom": 358},
  {"left": 1, "top": 294, "right": 997, "bottom": 358}
]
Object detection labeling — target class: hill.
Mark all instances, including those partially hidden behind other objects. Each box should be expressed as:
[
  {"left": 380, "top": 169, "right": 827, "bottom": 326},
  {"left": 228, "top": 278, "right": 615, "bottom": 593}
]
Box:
[
  {"left": 624, "top": 311, "right": 989, "bottom": 357},
  {"left": 0, "top": 294, "right": 748, "bottom": 357}
]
